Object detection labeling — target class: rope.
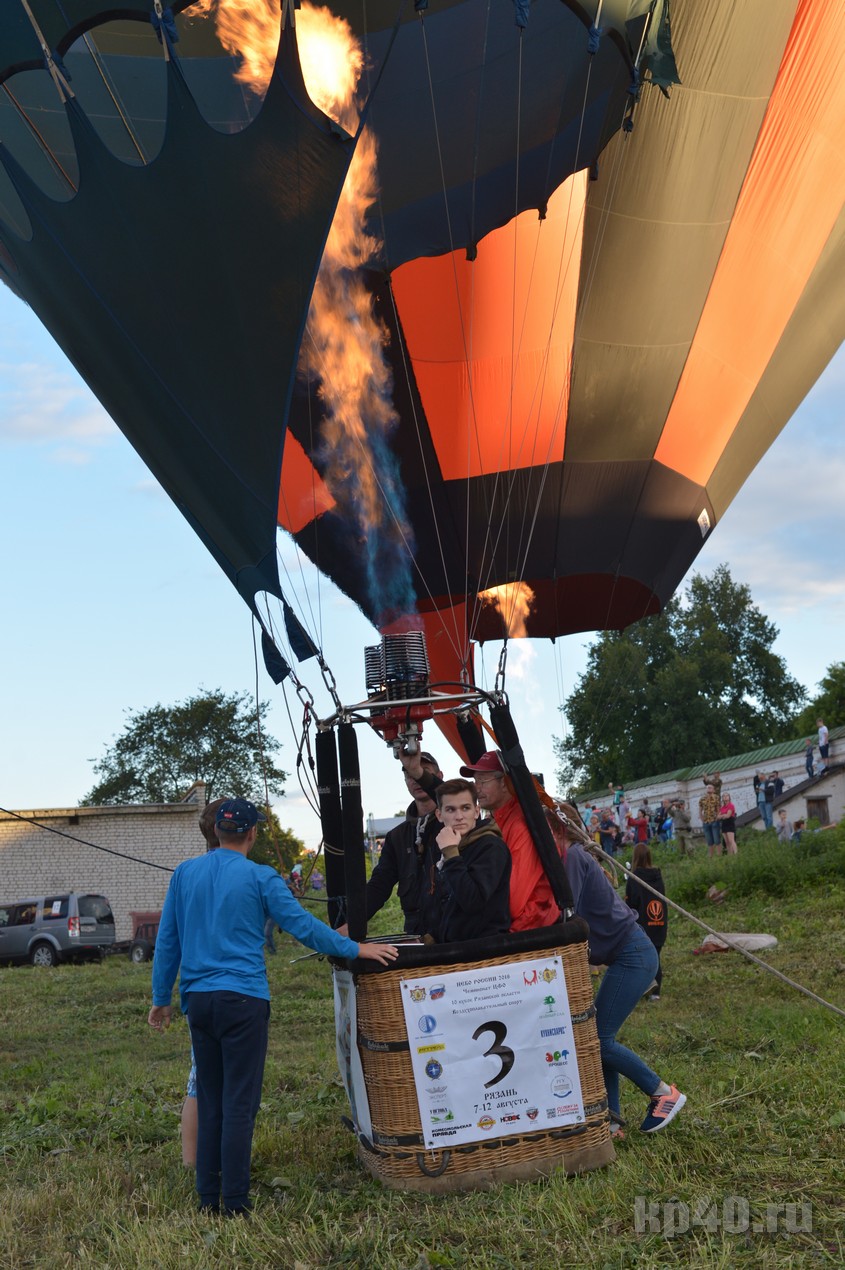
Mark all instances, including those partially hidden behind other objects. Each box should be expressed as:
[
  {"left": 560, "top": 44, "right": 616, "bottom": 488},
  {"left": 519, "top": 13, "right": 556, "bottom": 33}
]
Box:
[
  {"left": 80, "top": 32, "right": 147, "bottom": 163},
  {"left": 594, "top": 842, "right": 845, "bottom": 1021}
]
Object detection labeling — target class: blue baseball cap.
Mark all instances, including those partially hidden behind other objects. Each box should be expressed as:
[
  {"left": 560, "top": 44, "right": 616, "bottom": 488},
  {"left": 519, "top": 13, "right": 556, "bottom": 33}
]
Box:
[{"left": 214, "top": 798, "right": 267, "bottom": 833}]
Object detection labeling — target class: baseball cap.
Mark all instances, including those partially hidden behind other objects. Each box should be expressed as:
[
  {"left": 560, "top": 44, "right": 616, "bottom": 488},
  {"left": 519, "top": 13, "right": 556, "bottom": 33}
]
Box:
[
  {"left": 459, "top": 751, "right": 506, "bottom": 778},
  {"left": 419, "top": 751, "right": 440, "bottom": 767},
  {"left": 214, "top": 797, "right": 267, "bottom": 833}
]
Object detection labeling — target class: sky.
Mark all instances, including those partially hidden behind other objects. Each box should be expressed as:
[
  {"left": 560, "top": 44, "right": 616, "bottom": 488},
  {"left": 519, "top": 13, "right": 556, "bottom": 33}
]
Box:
[{"left": 0, "top": 284, "right": 843, "bottom": 851}]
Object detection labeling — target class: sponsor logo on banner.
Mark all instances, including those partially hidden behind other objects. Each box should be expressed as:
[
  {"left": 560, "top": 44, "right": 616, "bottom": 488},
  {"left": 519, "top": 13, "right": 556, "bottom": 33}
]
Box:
[
  {"left": 432, "top": 1123, "right": 471, "bottom": 1138},
  {"left": 477, "top": 1115, "right": 496, "bottom": 1131},
  {"left": 418, "top": 1043, "right": 445, "bottom": 1055},
  {"left": 425, "top": 1059, "right": 443, "bottom": 1080},
  {"left": 545, "top": 1050, "right": 570, "bottom": 1064},
  {"left": 551, "top": 1076, "right": 573, "bottom": 1100},
  {"left": 540, "top": 1025, "right": 567, "bottom": 1038},
  {"left": 429, "top": 1109, "right": 455, "bottom": 1123},
  {"left": 410, "top": 987, "right": 426, "bottom": 1002},
  {"left": 547, "top": 1103, "right": 581, "bottom": 1118},
  {"left": 542, "top": 995, "right": 560, "bottom": 1016},
  {"left": 527, "top": 1107, "right": 539, "bottom": 1121},
  {"left": 426, "top": 1084, "right": 447, "bottom": 1095},
  {"left": 430, "top": 985, "right": 446, "bottom": 1000},
  {"left": 501, "top": 1113, "right": 521, "bottom": 1124},
  {"left": 523, "top": 969, "right": 539, "bottom": 986},
  {"left": 418, "top": 1015, "right": 438, "bottom": 1034},
  {"left": 541, "top": 967, "right": 557, "bottom": 984}
]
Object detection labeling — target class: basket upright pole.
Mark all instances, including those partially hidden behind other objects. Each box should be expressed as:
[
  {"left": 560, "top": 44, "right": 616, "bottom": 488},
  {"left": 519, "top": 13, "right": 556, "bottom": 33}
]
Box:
[
  {"left": 338, "top": 721, "right": 368, "bottom": 942},
  {"left": 316, "top": 726, "right": 345, "bottom": 930}
]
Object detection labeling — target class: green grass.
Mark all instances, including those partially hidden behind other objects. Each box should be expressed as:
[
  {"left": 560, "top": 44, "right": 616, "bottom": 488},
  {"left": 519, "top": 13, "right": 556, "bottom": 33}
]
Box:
[{"left": 1, "top": 845, "right": 844, "bottom": 1269}]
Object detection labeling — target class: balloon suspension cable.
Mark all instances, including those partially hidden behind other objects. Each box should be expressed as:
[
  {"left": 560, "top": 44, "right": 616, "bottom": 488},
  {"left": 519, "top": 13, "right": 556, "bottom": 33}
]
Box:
[
  {"left": 494, "top": 642, "right": 508, "bottom": 696},
  {"left": 18, "top": 0, "right": 74, "bottom": 102},
  {"left": 316, "top": 653, "right": 343, "bottom": 716}
]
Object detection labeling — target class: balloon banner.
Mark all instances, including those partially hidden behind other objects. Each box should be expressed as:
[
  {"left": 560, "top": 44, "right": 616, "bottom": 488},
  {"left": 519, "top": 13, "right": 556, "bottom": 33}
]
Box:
[{"left": 400, "top": 956, "right": 584, "bottom": 1150}]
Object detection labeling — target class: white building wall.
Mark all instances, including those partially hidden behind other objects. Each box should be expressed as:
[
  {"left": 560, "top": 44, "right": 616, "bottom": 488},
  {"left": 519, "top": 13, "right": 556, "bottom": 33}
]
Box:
[{"left": 0, "top": 803, "right": 207, "bottom": 940}]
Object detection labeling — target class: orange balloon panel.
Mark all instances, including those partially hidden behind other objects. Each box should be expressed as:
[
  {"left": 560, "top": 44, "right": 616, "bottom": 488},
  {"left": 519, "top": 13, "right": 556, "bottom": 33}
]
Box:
[
  {"left": 391, "top": 173, "right": 587, "bottom": 481},
  {"left": 656, "top": 0, "right": 845, "bottom": 485},
  {"left": 277, "top": 432, "right": 335, "bottom": 534}
]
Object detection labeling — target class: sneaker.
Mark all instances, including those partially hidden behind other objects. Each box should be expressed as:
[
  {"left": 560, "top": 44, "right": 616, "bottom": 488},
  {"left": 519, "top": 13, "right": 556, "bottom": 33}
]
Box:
[
  {"left": 648, "top": 993, "right": 661, "bottom": 1001},
  {"left": 640, "top": 1085, "right": 686, "bottom": 1133},
  {"left": 641, "top": 979, "right": 658, "bottom": 999}
]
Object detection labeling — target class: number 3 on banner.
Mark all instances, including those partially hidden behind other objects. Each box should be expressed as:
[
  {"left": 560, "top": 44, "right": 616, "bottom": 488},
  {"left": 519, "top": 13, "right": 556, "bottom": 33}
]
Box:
[{"left": 472, "top": 1020, "right": 515, "bottom": 1088}]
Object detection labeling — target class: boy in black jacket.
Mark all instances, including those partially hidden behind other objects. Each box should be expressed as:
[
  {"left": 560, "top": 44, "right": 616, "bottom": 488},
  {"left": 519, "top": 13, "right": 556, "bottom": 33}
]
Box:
[{"left": 420, "top": 779, "right": 511, "bottom": 944}]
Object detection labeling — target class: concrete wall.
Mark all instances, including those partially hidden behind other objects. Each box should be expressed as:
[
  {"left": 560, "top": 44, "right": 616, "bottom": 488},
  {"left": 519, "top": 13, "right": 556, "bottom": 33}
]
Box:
[{"left": 0, "top": 802, "right": 207, "bottom": 940}]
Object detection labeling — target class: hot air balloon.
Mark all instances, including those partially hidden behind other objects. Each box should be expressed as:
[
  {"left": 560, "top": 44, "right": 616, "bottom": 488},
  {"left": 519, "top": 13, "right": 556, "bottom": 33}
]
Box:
[
  {"left": 279, "top": 0, "right": 845, "bottom": 704},
  {"left": 0, "top": 0, "right": 677, "bottom": 640},
  {"left": 1, "top": 0, "right": 844, "bottom": 1194}
]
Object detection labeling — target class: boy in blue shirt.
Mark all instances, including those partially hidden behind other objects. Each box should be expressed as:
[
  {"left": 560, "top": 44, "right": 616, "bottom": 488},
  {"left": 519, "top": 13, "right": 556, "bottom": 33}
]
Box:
[{"left": 148, "top": 798, "right": 397, "bottom": 1215}]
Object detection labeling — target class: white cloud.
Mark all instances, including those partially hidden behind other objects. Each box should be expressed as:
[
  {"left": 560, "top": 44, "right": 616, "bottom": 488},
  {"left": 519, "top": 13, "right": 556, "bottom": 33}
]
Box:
[
  {"left": 133, "top": 478, "right": 168, "bottom": 499},
  {"left": 0, "top": 360, "right": 115, "bottom": 446}
]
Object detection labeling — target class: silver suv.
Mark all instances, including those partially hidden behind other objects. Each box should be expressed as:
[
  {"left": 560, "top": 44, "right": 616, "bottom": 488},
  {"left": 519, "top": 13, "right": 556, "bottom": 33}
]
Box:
[{"left": 0, "top": 893, "right": 115, "bottom": 966}]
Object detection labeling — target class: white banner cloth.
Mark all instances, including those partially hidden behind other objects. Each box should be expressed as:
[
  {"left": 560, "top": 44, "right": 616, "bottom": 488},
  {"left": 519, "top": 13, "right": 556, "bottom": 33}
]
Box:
[{"left": 400, "top": 955, "right": 585, "bottom": 1149}]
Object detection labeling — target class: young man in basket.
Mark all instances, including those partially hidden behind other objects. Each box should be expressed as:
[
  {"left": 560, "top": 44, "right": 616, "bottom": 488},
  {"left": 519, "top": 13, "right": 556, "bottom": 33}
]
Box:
[{"left": 418, "top": 778, "right": 511, "bottom": 944}]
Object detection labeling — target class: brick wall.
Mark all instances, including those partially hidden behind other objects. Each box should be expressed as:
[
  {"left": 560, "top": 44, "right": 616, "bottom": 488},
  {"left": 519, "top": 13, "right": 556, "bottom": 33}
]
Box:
[{"left": 0, "top": 803, "right": 207, "bottom": 941}]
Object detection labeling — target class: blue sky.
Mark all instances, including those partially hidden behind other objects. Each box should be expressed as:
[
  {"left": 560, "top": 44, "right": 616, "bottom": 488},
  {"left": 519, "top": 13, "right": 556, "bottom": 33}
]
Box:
[{"left": 0, "top": 283, "right": 842, "bottom": 850}]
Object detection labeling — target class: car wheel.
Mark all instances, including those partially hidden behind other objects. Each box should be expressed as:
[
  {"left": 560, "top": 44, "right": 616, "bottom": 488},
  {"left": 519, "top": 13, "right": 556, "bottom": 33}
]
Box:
[
  {"left": 30, "top": 942, "right": 58, "bottom": 968},
  {"left": 130, "top": 940, "right": 152, "bottom": 964}
]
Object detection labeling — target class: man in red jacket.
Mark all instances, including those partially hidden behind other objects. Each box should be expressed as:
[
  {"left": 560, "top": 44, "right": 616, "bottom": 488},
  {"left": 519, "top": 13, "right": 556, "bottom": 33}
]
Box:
[{"left": 459, "top": 751, "right": 559, "bottom": 932}]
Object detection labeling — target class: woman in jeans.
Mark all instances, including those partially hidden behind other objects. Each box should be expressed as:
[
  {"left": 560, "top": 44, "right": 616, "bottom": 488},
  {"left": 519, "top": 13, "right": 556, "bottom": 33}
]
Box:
[{"left": 546, "top": 808, "right": 686, "bottom": 1139}]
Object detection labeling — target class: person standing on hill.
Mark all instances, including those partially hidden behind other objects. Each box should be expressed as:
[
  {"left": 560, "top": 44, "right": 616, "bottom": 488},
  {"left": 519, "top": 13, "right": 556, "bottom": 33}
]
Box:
[
  {"left": 699, "top": 783, "right": 722, "bottom": 854},
  {"left": 805, "top": 738, "right": 815, "bottom": 779},
  {"left": 818, "top": 718, "right": 830, "bottom": 774},
  {"left": 718, "top": 791, "right": 737, "bottom": 855},
  {"left": 624, "top": 843, "right": 667, "bottom": 1000},
  {"left": 672, "top": 800, "right": 693, "bottom": 856},
  {"left": 754, "top": 771, "right": 772, "bottom": 829}
]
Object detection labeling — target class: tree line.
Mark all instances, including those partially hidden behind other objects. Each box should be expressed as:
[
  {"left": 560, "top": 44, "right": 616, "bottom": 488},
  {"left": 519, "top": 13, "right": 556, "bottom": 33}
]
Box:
[{"left": 554, "top": 564, "right": 843, "bottom": 796}]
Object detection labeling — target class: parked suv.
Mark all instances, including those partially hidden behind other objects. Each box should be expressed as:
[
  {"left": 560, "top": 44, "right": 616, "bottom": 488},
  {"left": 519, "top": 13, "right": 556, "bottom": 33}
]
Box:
[{"left": 0, "top": 893, "right": 115, "bottom": 966}]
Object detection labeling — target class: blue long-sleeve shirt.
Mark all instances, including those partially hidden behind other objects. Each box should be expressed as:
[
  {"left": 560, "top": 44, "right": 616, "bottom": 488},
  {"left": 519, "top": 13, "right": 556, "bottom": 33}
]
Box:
[{"left": 152, "top": 847, "right": 359, "bottom": 1009}]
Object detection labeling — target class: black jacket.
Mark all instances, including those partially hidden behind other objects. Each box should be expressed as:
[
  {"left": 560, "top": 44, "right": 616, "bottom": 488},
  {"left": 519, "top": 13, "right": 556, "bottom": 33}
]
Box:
[
  {"left": 624, "top": 866, "right": 667, "bottom": 950},
  {"left": 365, "top": 806, "right": 440, "bottom": 934},
  {"left": 419, "top": 821, "right": 512, "bottom": 945}
]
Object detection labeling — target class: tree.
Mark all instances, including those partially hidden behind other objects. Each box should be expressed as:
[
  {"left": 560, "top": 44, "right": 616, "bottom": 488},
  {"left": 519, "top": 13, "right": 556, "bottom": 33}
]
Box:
[
  {"left": 82, "top": 688, "right": 286, "bottom": 805},
  {"left": 554, "top": 565, "right": 806, "bottom": 796},
  {"left": 249, "top": 809, "right": 304, "bottom": 875},
  {"left": 792, "top": 662, "right": 845, "bottom": 738}
]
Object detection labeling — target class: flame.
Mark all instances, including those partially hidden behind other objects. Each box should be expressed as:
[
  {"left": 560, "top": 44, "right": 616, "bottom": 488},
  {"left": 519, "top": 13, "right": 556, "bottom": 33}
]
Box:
[
  {"left": 478, "top": 582, "right": 536, "bottom": 639},
  {"left": 189, "top": 0, "right": 415, "bottom": 623}
]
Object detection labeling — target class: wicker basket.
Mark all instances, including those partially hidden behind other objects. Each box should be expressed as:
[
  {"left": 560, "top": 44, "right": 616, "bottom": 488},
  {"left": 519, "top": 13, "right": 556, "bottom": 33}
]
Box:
[{"left": 350, "top": 924, "right": 614, "bottom": 1192}]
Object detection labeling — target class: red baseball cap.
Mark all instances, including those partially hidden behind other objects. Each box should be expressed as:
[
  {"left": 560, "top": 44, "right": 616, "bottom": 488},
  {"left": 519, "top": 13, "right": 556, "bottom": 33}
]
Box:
[{"left": 459, "top": 751, "right": 506, "bottom": 778}]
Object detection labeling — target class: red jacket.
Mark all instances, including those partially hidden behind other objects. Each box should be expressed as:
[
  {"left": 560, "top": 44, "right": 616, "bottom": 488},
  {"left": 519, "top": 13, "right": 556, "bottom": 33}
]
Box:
[{"left": 493, "top": 797, "right": 559, "bottom": 932}]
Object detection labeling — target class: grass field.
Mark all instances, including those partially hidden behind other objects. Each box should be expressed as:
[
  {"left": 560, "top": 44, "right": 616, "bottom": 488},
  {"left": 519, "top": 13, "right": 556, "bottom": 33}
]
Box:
[{"left": 2, "top": 831, "right": 844, "bottom": 1268}]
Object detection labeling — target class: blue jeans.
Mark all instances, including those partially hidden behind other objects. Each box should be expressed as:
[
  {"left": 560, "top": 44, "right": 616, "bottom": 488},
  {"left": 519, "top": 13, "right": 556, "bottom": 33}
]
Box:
[
  {"left": 186, "top": 991, "right": 270, "bottom": 1212},
  {"left": 758, "top": 798, "right": 773, "bottom": 829},
  {"left": 595, "top": 929, "right": 660, "bottom": 1116},
  {"left": 703, "top": 821, "right": 721, "bottom": 847}
]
